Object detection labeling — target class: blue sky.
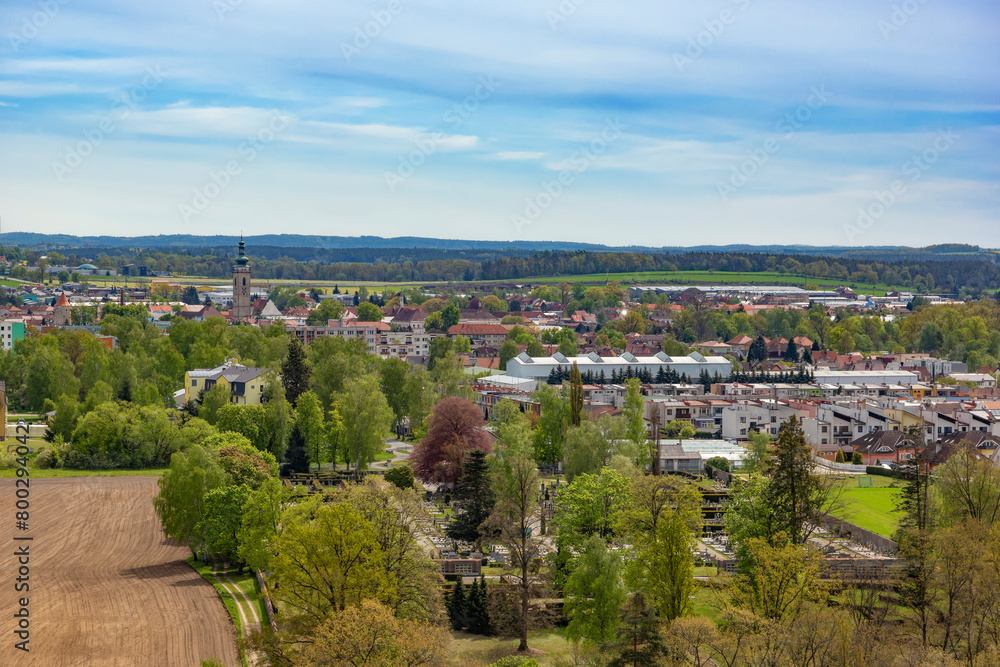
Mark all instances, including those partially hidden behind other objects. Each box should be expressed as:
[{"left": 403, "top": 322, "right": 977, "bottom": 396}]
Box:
[{"left": 1, "top": 0, "right": 998, "bottom": 246}]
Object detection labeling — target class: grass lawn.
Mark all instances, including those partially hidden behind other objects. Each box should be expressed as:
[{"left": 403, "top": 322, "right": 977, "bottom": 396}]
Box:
[
  {"left": 0, "top": 467, "right": 167, "bottom": 479},
  {"left": 828, "top": 475, "right": 902, "bottom": 537},
  {"left": 448, "top": 627, "right": 577, "bottom": 667}
]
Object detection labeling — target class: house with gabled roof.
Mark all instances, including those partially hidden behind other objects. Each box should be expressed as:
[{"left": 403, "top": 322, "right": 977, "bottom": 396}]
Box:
[{"left": 183, "top": 361, "right": 273, "bottom": 406}]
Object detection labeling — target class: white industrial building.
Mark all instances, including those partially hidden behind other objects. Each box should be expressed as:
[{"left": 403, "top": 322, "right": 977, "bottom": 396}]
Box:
[
  {"left": 504, "top": 351, "right": 732, "bottom": 380},
  {"left": 811, "top": 370, "right": 919, "bottom": 386}
]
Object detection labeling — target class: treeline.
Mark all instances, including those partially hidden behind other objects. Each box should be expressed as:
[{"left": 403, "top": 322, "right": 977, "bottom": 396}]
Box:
[{"left": 9, "top": 242, "right": 1000, "bottom": 295}]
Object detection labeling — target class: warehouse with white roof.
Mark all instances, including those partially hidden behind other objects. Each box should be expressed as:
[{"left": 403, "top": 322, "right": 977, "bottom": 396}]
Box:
[{"left": 504, "top": 351, "right": 732, "bottom": 379}]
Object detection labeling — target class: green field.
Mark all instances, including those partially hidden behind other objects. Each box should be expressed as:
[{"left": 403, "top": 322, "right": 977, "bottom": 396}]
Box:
[
  {"left": 79, "top": 268, "right": 909, "bottom": 296},
  {"left": 526, "top": 270, "right": 907, "bottom": 296},
  {"left": 828, "top": 475, "right": 902, "bottom": 537},
  {"left": 0, "top": 467, "right": 167, "bottom": 479}
]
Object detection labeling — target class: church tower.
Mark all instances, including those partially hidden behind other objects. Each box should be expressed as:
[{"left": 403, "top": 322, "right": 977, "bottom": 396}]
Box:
[{"left": 232, "top": 237, "right": 252, "bottom": 321}]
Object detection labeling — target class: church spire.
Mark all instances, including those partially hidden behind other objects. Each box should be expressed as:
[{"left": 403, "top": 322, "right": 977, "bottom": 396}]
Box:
[{"left": 235, "top": 235, "right": 250, "bottom": 267}]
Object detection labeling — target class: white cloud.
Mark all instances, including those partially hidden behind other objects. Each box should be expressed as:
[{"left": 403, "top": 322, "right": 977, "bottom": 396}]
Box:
[{"left": 492, "top": 151, "right": 545, "bottom": 160}]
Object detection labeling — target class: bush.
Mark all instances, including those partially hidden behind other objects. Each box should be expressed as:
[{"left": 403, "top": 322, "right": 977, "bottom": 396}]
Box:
[
  {"left": 33, "top": 446, "right": 62, "bottom": 469},
  {"left": 705, "top": 456, "right": 730, "bottom": 473},
  {"left": 866, "top": 466, "right": 908, "bottom": 479},
  {"left": 0, "top": 451, "right": 17, "bottom": 470},
  {"left": 384, "top": 464, "right": 415, "bottom": 489},
  {"left": 489, "top": 657, "right": 539, "bottom": 667},
  {"left": 852, "top": 452, "right": 863, "bottom": 465}
]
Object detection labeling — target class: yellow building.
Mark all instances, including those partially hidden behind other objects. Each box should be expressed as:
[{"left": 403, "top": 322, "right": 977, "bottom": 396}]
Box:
[
  {"left": 884, "top": 407, "right": 934, "bottom": 439},
  {"left": 184, "top": 361, "right": 272, "bottom": 406}
]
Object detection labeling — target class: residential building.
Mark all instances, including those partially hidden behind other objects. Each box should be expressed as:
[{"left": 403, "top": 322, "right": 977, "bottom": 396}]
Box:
[
  {"left": 183, "top": 361, "right": 272, "bottom": 406},
  {"left": 0, "top": 320, "right": 26, "bottom": 351}
]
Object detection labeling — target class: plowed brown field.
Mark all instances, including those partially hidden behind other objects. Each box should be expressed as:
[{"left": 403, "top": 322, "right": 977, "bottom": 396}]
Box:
[{"left": 0, "top": 476, "right": 240, "bottom": 667}]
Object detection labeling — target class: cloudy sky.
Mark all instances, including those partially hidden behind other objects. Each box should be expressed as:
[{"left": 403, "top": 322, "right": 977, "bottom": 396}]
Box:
[{"left": 1, "top": 0, "right": 997, "bottom": 246}]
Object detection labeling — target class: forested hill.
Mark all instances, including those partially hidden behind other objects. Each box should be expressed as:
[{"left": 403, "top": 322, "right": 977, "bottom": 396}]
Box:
[{"left": 1, "top": 232, "right": 993, "bottom": 263}]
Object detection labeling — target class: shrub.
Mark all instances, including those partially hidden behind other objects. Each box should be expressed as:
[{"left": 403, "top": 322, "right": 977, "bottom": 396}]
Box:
[
  {"left": 33, "top": 446, "right": 62, "bottom": 469},
  {"left": 384, "top": 464, "right": 415, "bottom": 489}
]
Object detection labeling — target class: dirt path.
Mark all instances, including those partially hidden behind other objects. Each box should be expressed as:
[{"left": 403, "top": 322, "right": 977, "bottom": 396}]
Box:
[{"left": 0, "top": 477, "right": 240, "bottom": 667}]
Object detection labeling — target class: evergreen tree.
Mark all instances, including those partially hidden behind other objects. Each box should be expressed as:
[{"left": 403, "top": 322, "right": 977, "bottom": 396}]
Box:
[
  {"left": 468, "top": 578, "right": 492, "bottom": 635},
  {"left": 656, "top": 366, "right": 666, "bottom": 383},
  {"left": 895, "top": 428, "right": 935, "bottom": 645},
  {"left": 448, "top": 579, "right": 467, "bottom": 631},
  {"left": 761, "top": 415, "right": 825, "bottom": 546},
  {"left": 803, "top": 346, "right": 813, "bottom": 364},
  {"left": 603, "top": 593, "right": 669, "bottom": 667},
  {"left": 547, "top": 368, "right": 559, "bottom": 385},
  {"left": 447, "top": 450, "right": 496, "bottom": 544},
  {"left": 280, "top": 422, "right": 309, "bottom": 476},
  {"left": 280, "top": 336, "right": 311, "bottom": 408},
  {"left": 569, "top": 362, "right": 583, "bottom": 427},
  {"left": 784, "top": 342, "right": 799, "bottom": 363},
  {"left": 748, "top": 335, "right": 768, "bottom": 367}
]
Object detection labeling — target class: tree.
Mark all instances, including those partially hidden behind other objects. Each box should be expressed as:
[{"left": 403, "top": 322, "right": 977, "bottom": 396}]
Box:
[
  {"left": 731, "top": 532, "right": 823, "bottom": 622},
  {"left": 499, "top": 340, "right": 519, "bottom": 371},
  {"left": 532, "top": 385, "right": 568, "bottom": 465},
  {"left": 206, "top": 432, "right": 278, "bottom": 488},
  {"left": 622, "top": 379, "right": 649, "bottom": 464},
  {"left": 199, "top": 484, "right": 252, "bottom": 571},
  {"left": 705, "top": 455, "right": 730, "bottom": 473},
  {"left": 447, "top": 449, "right": 496, "bottom": 544},
  {"left": 298, "top": 598, "right": 450, "bottom": 667},
  {"left": 468, "top": 578, "right": 492, "bottom": 635},
  {"left": 281, "top": 336, "right": 311, "bottom": 407},
  {"left": 181, "top": 286, "right": 201, "bottom": 305},
  {"left": 216, "top": 404, "right": 267, "bottom": 452},
  {"left": 568, "top": 362, "right": 583, "bottom": 427},
  {"left": 306, "top": 299, "right": 343, "bottom": 326},
  {"left": 237, "top": 477, "right": 290, "bottom": 571},
  {"left": 440, "top": 304, "right": 460, "bottom": 329},
  {"left": 563, "top": 417, "right": 628, "bottom": 480},
  {"left": 197, "top": 381, "right": 230, "bottom": 424},
  {"left": 269, "top": 500, "right": 388, "bottom": 634},
  {"left": 558, "top": 468, "right": 630, "bottom": 543},
  {"left": 153, "top": 445, "right": 227, "bottom": 558},
  {"left": 936, "top": 448, "right": 1000, "bottom": 526},
  {"left": 356, "top": 301, "right": 383, "bottom": 322},
  {"left": 748, "top": 335, "right": 768, "bottom": 367},
  {"left": 852, "top": 451, "right": 863, "bottom": 465},
  {"left": 448, "top": 579, "right": 469, "bottom": 630},
  {"left": 743, "top": 429, "right": 773, "bottom": 473},
  {"left": 295, "top": 390, "right": 326, "bottom": 469},
  {"left": 603, "top": 593, "right": 669, "bottom": 667},
  {"left": 411, "top": 397, "right": 490, "bottom": 486},
  {"left": 338, "top": 374, "right": 394, "bottom": 479},
  {"left": 762, "top": 415, "right": 829, "bottom": 546},
  {"left": 485, "top": 426, "right": 543, "bottom": 652},
  {"left": 384, "top": 465, "right": 415, "bottom": 489},
  {"left": 895, "top": 439, "right": 936, "bottom": 646},
  {"left": 565, "top": 536, "right": 627, "bottom": 647},
  {"left": 281, "top": 422, "right": 310, "bottom": 476},
  {"left": 643, "top": 511, "right": 696, "bottom": 621}
]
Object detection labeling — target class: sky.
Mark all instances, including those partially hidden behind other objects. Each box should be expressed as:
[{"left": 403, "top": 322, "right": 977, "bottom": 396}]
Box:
[{"left": 1, "top": 0, "right": 998, "bottom": 247}]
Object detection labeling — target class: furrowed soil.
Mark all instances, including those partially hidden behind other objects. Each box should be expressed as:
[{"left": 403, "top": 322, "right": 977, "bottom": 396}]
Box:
[{"left": 0, "top": 476, "right": 239, "bottom": 667}]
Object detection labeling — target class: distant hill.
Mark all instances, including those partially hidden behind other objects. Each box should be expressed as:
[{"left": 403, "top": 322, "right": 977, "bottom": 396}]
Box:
[{"left": 0, "top": 232, "right": 993, "bottom": 263}]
